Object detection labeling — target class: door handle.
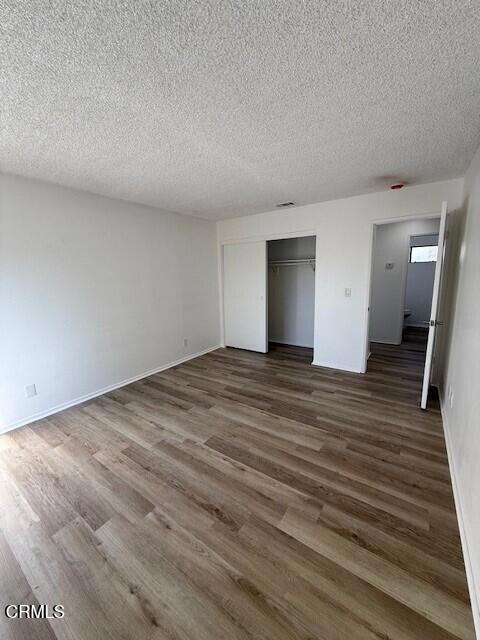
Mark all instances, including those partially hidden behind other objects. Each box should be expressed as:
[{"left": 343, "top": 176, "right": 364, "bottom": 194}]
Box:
[{"left": 429, "top": 320, "right": 444, "bottom": 326}]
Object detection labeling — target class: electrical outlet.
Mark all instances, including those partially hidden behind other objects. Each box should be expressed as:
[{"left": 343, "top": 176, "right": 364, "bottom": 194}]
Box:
[
  {"left": 344, "top": 288, "right": 351, "bottom": 298},
  {"left": 25, "top": 383, "right": 37, "bottom": 399}
]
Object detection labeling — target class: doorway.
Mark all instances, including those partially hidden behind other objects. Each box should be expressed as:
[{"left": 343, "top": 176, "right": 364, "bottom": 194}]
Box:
[{"left": 368, "top": 215, "right": 443, "bottom": 406}]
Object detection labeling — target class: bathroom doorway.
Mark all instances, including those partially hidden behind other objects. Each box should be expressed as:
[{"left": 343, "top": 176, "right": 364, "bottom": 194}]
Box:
[{"left": 367, "top": 215, "right": 441, "bottom": 404}]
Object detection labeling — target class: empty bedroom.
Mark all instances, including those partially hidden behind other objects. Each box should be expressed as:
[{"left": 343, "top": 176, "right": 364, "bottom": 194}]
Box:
[{"left": 1, "top": 2, "right": 480, "bottom": 639}]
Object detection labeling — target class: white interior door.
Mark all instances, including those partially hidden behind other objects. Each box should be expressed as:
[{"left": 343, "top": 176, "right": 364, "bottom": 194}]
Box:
[
  {"left": 223, "top": 241, "right": 267, "bottom": 353},
  {"left": 421, "top": 202, "right": 448, "bottom": 409}
]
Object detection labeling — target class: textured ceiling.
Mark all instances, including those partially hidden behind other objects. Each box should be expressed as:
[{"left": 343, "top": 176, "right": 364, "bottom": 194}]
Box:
[{"left": 1, "top": 1, "right": 480, "bottom": 220}]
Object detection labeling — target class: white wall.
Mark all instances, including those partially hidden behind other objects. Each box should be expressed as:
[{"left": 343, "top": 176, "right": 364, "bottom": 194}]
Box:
[
  {"left": 268, "top": 237, "right": 315, "bottom": 348},
  {"left": 405, "top": 233, "right": 439, "bottom": 328},
  {"left": 218, "top": 178, "right": 463, "bottom": 372},
  {"left": 439, "top": 146, "right": 480, "bottom": 636},
  {"left": 0, "top": 174, "right": 220, "bottom": 431},
  {"left": 369, "top": 219, "right": 439, "bottom": 344}
]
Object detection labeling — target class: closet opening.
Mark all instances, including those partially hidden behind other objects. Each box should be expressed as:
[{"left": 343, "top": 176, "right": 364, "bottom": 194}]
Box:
[{"left": 267, "top": 236, "right": 316, "bottom": 360}]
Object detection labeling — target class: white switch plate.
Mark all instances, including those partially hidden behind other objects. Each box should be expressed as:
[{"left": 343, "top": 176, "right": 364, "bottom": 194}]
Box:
[
  {"left": 447, "top": 385, "right": 454, "bottom": 408},
  {"left": 183, "top": 337, "right": 188, "bottom": 348},
  {"left": 25, "top": 383, "right": 37, "bottom": 399},
  {"left": 345, "top": 288, "right": 351, "bottom": 298}
]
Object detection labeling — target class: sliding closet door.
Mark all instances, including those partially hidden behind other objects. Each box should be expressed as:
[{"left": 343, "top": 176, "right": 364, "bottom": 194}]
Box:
[{"left": 223, "top": 241, "right": 267, "bottom": 352}]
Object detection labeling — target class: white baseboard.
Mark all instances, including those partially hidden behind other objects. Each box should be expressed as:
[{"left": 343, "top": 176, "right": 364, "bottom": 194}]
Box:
[
  {"left": 439, "top": 390, "right": 480, "bottom": 638},
  {"left": 311, "top": 360, "right": 362, "bottom": 374},
  {"left": 0, "top": 345, "right": 223, "bottom": 435}
]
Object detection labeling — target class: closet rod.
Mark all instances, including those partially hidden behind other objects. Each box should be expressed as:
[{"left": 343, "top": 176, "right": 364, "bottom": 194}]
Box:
[
  {"left": 268, "top": 258, "right": 316, "bottom": 271},
  {"left": 268, "top": 258, "right": 315, "bottom": 265}
]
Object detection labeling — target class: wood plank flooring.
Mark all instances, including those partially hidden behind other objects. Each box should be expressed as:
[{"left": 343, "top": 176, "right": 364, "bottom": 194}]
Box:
[{"left": 0, "top": 334, "right": 475, "bottom": 639}]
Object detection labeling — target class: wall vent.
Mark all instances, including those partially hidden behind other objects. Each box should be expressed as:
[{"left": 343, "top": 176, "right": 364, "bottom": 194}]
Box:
[{"left": 276, "top": 201, "right": 295, "bottom": 208}]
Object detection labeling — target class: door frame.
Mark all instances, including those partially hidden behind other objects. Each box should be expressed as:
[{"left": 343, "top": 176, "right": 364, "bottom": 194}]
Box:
[
  {"left": 363, "top": 208, "right": 446, "bottom": 375},
  {"left": 219, "top": 229, "right": 318, "bottom": 361}
]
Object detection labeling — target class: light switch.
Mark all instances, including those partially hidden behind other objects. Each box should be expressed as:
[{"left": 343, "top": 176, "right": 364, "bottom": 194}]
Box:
[
  {"left": 25, "top": 383, "right": 37, "bottom": 398},
  {"left": 345, "top": 288, "right": 351, "bottom": 298}
]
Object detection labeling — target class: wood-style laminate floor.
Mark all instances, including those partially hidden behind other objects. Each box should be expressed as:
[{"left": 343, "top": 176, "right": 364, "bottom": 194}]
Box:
[{"left": 0, "top": 333, "right": 475, "bottom": 639}]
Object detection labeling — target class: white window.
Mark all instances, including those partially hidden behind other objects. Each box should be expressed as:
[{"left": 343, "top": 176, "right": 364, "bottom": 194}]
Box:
[{"left": 410, "top": 245, "right": 438, "bottom": 263}]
